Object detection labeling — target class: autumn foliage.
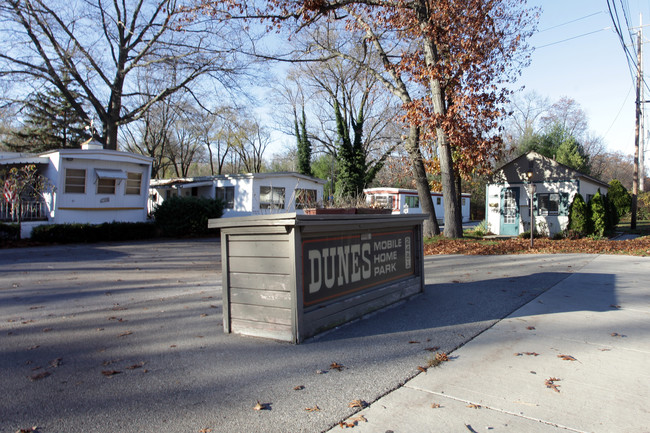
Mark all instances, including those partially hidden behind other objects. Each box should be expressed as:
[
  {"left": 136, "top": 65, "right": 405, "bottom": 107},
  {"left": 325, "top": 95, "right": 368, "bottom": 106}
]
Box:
[{"left": 424, "top": 236, "right": 650, "bottom": 256}]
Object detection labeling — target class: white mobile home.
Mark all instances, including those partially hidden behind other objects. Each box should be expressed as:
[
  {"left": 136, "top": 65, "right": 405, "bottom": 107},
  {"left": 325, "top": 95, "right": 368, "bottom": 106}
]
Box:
[
  {"left": 0, "top": 140, "right": 152, "bottom": 237},
  {"left": 149, "top": 172, "right": 327, "bottom": 217},
  {"left": 364, "top": 187, "right": 471, "bottom": 223},
  {"left": 486, "top": 151, "right": 609, "bottom": 237}
]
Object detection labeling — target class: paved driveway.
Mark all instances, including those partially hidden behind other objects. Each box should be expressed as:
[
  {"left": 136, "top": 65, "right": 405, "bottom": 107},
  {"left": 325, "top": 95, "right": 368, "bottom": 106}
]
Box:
[{"left": 1, "top": 239, "right": 598, "bottom": 433}]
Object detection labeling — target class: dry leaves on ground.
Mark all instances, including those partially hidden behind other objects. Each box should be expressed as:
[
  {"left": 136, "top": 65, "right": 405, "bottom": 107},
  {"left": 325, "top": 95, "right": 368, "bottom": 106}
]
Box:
[
  {"left": 330, "top": 362, "right": 345, "bottom": 371},
  {"left": 304, "top": 405, "right": 320, "bottom": 412},
  {"left": 515, "top": 352, "right": 540, "bottom": 356},
  {"left": 253, "top": 401, "right": 271, "bottom": 411},
  {"left": 424, "top": 237, "right": 650, "bottom": 256},
  {"left": 557, "top": 354, "right": 577, "bottom": 361},
  {"left": 545, "top": 377, "right": 561, "bottom": 393},
  {"left": 348, "top": 400, "right": 368, "bottom": 409}
]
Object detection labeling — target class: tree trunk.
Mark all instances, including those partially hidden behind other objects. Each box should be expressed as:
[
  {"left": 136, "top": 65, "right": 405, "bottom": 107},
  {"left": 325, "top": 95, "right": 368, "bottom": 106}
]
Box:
[
  {"left": 420, "top": 26, "right": 462, "bottom": 237},
  {"left": 405, "top": 125, "right": 440, "bottom": 237}
]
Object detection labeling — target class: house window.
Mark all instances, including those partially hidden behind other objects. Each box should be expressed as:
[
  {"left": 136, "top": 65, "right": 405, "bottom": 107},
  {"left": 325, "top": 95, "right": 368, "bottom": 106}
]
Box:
[
  {"left": 436, "top": 197, "right": 441, "bottom": 205},
  {"left": 97, "top": 178, "right": 116, "bottom": 194},
  {"left": 295, "top": 188, "right": 317, "bottom": 209},
  {"left": 216, "top": 186, "right": 235, "bottom": 209},
  {"left": 370, "top": 194, "right": 394, "bottom": 209},
  {"left": 125, "top": 172, "right": 142, "bottom": 195},
  {"left": 405, "top": 196, "right": 419, "bottom": 208},
  {"left": 537, "top": 193, "right": 559, "bottom": 216},
  {"left": 260, "top": 186, "right": 285, "bottom": 209},
  {"left": 65, "top": 168, "right": 86, "bottom": 193}
]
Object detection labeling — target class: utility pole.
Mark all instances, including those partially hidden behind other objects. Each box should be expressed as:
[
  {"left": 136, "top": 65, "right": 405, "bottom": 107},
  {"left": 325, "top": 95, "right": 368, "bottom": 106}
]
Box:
[
  {"left": 641, "top": 14, "right": 646, "bottom": 193},
  {"left": 632, "top": 25, "right": 642, "bottom": 230}
]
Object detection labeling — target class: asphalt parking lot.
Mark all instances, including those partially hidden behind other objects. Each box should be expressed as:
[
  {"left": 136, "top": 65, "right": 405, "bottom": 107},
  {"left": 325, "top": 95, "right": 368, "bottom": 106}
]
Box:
[{"left": 0, "top": 239, "right": 609, "bottom": 432}]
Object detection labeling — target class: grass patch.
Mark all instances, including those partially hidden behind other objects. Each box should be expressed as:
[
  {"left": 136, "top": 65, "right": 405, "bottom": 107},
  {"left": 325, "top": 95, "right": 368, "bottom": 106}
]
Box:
[{"left": 616, "top": 219, "right": 650, "bottom": 235}]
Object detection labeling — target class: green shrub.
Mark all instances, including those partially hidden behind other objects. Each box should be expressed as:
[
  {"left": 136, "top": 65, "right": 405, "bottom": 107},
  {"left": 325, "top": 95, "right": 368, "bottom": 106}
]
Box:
[
  {"left": 31, "top": 222, "right": 156, "bottom": 243},
  {"left": 607, "top": 179, "right": 631, "bottom": 219},
  {"left": 590, "top": 190, "right": 607, "bottom": 237},
  {"left": 638, "top": 192, "right": 650, "bottom": 220},
  {"left": 567, "top": 193, "right": 591, "bottom": 236},
  {"left": 152, "top": 196, "right": 223, "bottom": 237},
  {"left": 0, "top": 222, "right": 20, "bottom": 241}
]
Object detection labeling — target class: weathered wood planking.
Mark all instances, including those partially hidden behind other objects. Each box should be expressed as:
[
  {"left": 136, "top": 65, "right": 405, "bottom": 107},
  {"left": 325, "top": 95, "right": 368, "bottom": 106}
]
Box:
[
  {"left": 302, "top": 277, "right": 422, "bottom": 338},
  {"left": 224, "top": 230, "right": 295, "bottom": 341},
  {"left": 210, "top": 213, "right": 426, "bottom": 343}
]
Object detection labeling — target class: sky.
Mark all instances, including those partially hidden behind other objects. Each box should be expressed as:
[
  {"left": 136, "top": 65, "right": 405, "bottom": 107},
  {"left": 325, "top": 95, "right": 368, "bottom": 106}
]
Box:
[
  {"left": 262, "top": 1, "right": 650, "bottom": 159},
  {"left": 519, "top": 0, "right": 650, "bottom": 157}
]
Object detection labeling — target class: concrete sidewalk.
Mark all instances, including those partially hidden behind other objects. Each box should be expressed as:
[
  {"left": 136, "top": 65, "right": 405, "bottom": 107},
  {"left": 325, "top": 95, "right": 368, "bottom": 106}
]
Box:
[{"left": 331, "top": 255, "right": 650, "bottom": 433}]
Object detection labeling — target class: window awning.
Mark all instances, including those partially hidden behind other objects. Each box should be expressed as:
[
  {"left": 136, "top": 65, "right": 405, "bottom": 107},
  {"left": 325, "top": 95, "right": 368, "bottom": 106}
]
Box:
[
  {"left": 95, "top": 169, "right": 128, "bottom": 180},
  {"left": 177, "top": 181, "right": 214, "bottom": 188}
]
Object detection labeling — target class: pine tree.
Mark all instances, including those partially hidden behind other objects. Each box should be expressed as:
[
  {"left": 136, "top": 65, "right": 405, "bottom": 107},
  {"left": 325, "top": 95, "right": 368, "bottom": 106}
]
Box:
[
  {"left": 607, "top": 179, "right": 631, "bottom": 219},
  {"left": 589, "top": 190, "right": 607, "bottom": 237},
  {"left": 7, "top": 81, "right": 88, "bottom": 153},
  {"left": 295, "top": 108, "right": 313, "bottom": 177},
  {"left": 568, "top": 193, "right": 591, "bottom": 237}
]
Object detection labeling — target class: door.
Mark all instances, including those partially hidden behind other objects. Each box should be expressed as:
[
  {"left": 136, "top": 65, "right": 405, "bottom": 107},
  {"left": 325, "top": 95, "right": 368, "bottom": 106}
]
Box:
[{"left": 500, "top": 187, "right": 520, "bottom": 236}]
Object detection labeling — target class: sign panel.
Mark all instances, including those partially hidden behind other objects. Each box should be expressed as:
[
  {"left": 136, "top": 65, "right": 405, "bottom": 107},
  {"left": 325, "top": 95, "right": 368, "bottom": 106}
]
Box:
[{"left": 302, "top": 229, "right": 415, "bottom": 307}]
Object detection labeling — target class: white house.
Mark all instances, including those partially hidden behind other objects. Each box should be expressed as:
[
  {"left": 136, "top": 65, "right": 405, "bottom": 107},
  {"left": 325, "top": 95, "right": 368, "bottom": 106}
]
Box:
[
  {"left": 1, "top": 140, "right": 152, "bottom": 236},
  {"left": 149, "top": 172, "right": 327, "bottom": 217},
  {"left": 364, "top": 187, "right": 471, "bottom": 222},
  {"left": 486, "top": 151, "right": 610, "bottom": 237}
]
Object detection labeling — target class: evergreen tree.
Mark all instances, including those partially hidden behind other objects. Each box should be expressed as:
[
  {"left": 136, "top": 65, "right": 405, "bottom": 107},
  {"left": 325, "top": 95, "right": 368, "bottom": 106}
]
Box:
[
  {"left": 7, "top": 82, "right": 88, "bottom": 153},
  {"left": 333, "top": 100, "right": 390, "bottom": 198},
  {"left": 589, "top": 190, "right": 607, "bottom": 237},
  {"left": 607, "top": 179, "right": 631, "bottom": 219},
  {"left": 295, "top": 108, "right": 313, "bottom": 177},
  {"left": 522, "top": 123, "right": 590, "bottom": 173},
  {"left": 568, "top": 193, "right": 591, "bottom": 236}
]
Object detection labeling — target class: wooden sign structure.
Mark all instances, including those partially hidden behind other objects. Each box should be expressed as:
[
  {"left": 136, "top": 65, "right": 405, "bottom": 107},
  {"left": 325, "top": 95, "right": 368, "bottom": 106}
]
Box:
[{"left": 209, "top": 213, "right": 426, "bottom": 343}]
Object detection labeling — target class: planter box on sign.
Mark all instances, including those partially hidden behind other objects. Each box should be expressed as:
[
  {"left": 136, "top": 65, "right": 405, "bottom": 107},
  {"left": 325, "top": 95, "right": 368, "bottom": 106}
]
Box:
[{"left": 208, "top": 213, "right": 426, "bottom": 343}]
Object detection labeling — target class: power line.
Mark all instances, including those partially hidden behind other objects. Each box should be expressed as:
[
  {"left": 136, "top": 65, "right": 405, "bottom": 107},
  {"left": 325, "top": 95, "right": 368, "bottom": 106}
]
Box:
[
  {"left": 534, "top": 27, "right": 610, "bottom": 49},
  {"left": 537, "top": 11, "right": 603, "bottom": 33}
]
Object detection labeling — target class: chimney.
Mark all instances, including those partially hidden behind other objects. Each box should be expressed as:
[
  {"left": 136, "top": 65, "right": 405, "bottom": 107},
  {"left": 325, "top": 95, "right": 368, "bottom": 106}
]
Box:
[{"left": 81, "top": 138, "right": 104, "bottom": 150}]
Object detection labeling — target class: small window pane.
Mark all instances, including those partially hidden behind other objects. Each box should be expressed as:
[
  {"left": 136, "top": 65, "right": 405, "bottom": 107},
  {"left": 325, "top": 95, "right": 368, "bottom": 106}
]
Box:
[
  {"left": 295, "top": 188, "right": 317, "bottom": 209},
  {"left": 216, "top": 186, "right": 235, "bottom": 209},
  {"left": 125, "top": 172, "right": 142, "bottom": 195},
  {"left": 260, "top": 186, "right": 285, "bottom": 209},
  {"left": 65, "top": 168, "right": 86, "bottom": 193},
  {"left": 405, "top": 196, "right": 419, "bottom": 208},
  {"left": 97, "top": 178, "right": 116, "bottom": 194}
]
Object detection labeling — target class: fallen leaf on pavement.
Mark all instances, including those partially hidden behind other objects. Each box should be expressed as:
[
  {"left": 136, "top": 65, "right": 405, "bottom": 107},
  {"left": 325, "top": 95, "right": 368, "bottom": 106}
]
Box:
[
  {"left": 29, "top": 372, "right": 50, "bottom": 381},
  {"left": 305, "top": 405, "right": 320, "bottom": 412},
  {"left": 49, "top": 358, "right": 62, "bottom": 368},
  {"left": 431, "top": 403, "right": 441, "bottom": 408},
  {"left": 101, "top": 370, "right": 122, "bottom": 377},
  {"left": 330, "top": 362, "right": 345, "bottom": 371},
  {"left": 526, "top": 326, "right": 535, "bottom": 330},
  {"left": 408, "top": 340, "right": 420, "bottom": 344},
  {"left": 515, "top": 352, "right": 540, "bottom": 356},
  {"left": 253, "top": 401, "right": 270, "bottom": 411},
  {"left": 293, "top": 385, "right": 304, "bottom": 390},
  {"left": 424, "top": 346, "right": 440, "bottom": 352},
  {"left": 557, "top": 354, "right": 577, "bottom": 361},
  {"left": 348, "top": 399, "right": 368, "bottom": 409},
  {"left": 350, "top": 415, "right": 367, "bottom": 423},
  {"left": 417, "top": 366, "right": 427, "bottom": 373},
  {"left": 467, "top": 404, "right": 481, "bottom": 409},
  {"left": 610, "top": 304, "right": 621, "bottom": 309},
  {"left": 545, "top": 377, "right": 561, "bottom": 393},
  {"left": 118, "top": 331, "right": 132, "bottom": 337},
  {"left": 126, "top": 362, "right": 145, "bottom": 370},
  {"left": 611, "top": 332, "right": 626, "bottom": 337},
  {"left": 198, "top": 429, "right": 211, "bottom": 433}
]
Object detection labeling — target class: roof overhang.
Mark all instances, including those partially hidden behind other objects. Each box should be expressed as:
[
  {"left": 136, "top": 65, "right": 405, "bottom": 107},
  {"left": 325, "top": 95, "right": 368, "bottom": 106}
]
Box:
[{"left": 95, "top": 169, "right": 128, "bottom": 180}]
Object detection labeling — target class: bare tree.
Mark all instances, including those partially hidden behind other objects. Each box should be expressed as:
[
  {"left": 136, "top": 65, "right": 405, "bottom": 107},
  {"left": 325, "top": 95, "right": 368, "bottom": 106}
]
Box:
[{"left": 0, "top": 0, "right": 251, "bottom": 150}]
